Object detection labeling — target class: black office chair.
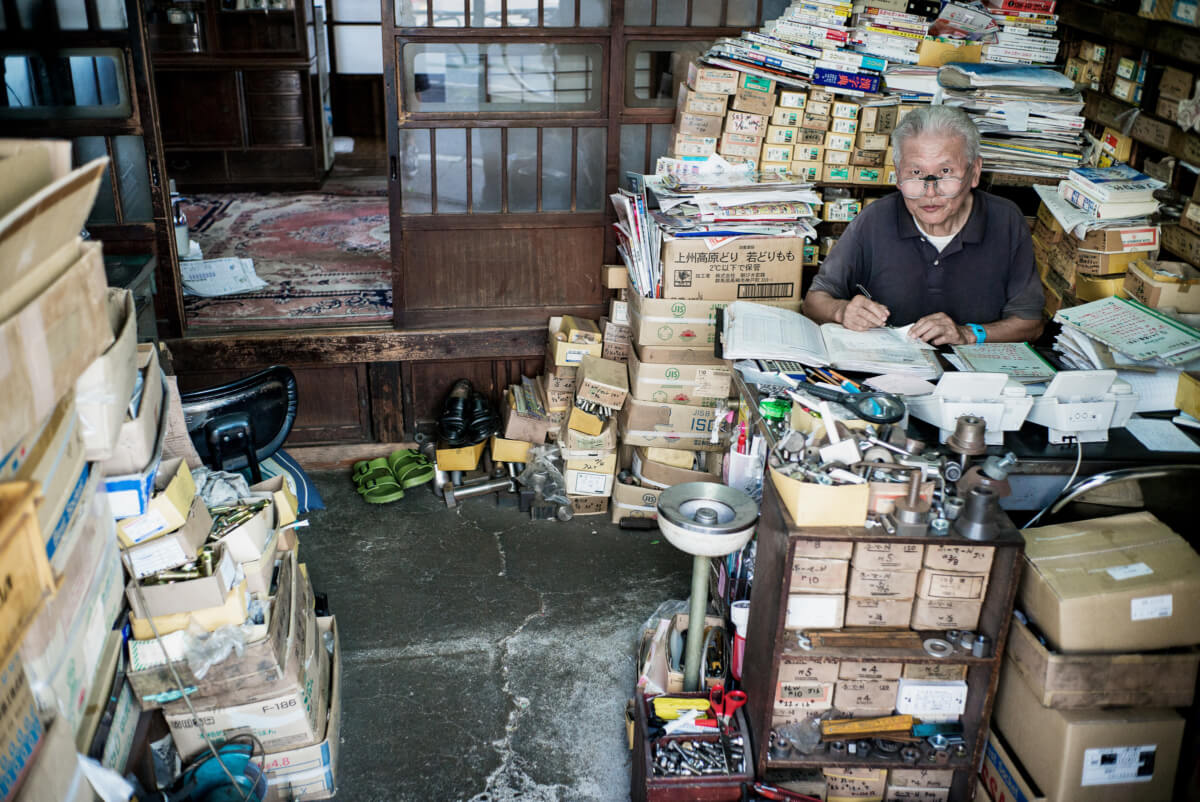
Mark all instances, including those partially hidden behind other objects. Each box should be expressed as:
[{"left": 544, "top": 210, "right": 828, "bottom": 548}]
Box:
[{"left": 179, "top": 366, "right": 298, "bottom": 484}]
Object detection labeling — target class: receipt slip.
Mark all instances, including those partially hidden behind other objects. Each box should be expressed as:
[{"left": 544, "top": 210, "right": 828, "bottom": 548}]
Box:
[{"left": 1020, "top": 511, "right": 1200, "bottom": 652}]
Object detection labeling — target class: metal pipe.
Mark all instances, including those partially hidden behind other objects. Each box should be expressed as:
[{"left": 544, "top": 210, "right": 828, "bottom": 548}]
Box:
[
  {"left": 1049, "top": 464, "right": 1200, "bottom": 515},
  {"left": 683, "top": 553, "right": 709, "bottom": 693}
]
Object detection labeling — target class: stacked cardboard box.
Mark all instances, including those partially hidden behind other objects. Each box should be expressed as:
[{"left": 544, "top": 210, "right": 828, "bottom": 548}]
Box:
[
  {"left": 1111, "top": 51, "right": 1149, "bottom": 106},
  {"left": 1031, "top": 202, "right": 1161, "bottom": 315},
  {"left": 846, "top": 541, "right": 922, "bottom": 628},
  {"left": 991, "top": 512, "right": 1200, "bottom": 802},
  {"left": 1064, "top": 40, "right": 1105, "bottom": 90},
  {"left": 911, "top": 544, "right": 992, "bottom": 632}
]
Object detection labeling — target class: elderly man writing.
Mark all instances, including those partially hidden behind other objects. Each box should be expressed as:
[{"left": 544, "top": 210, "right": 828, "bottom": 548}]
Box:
[{"left": 803, "top": 106, "right": 1045, "bottom": 346}]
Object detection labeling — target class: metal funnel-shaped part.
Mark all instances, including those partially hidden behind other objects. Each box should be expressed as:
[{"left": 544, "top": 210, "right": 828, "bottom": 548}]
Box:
[{"left": 947, "top": 415, "right": 988, "bottom": 456}]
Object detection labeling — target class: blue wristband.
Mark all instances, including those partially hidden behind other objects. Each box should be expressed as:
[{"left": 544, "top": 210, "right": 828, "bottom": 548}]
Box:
[{"left": 967, "top": 323, "right": 986, "bottom": 344}]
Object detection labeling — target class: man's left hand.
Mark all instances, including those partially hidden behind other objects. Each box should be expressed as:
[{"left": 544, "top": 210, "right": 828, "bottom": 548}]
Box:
[{"left": 909, "top": 313, "right": 972, "bottom": 346}]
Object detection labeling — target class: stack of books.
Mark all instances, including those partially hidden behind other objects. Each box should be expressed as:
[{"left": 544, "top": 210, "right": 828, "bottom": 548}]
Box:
[
  {"left": 849, "top": 7, "right": 930, "bottom": 66},
  {"left": 1058, "top": 164, "right": 1162, "bottom": 221},
  {"left": 980, "top": 0, "right": 1060, "bottom": 65}
]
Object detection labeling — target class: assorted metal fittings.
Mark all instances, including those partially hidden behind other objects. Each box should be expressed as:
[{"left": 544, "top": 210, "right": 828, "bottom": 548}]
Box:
[{"left": 651, "top": 736, "right": 745, "bottom": 777}]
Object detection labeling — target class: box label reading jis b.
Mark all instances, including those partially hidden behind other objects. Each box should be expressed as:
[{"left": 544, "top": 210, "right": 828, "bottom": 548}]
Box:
[{"left": 662, "top": 238, "right": 804, "bottom": 302}]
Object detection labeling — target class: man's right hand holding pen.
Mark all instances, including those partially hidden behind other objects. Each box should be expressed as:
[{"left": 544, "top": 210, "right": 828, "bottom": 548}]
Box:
[{"left": 836, "top": 284, "right": 890, "bottom": 332}]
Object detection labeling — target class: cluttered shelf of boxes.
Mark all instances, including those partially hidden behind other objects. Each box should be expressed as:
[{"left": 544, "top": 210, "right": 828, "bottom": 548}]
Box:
[{"left": 2, "top": 142, "right": 339, "bottom": 799}]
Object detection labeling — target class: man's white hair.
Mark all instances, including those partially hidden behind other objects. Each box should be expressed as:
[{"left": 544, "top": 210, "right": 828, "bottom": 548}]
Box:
[{"left": 890, "top": 105, "right": 981, "bottom": 167}]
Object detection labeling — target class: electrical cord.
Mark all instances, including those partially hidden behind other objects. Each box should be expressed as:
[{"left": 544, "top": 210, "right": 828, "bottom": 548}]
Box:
[
  {"left": 1021, "top": 437, "right": 1083, "bottom": 530},
  {"left": 120, "top": 551, "right": 256, "bottom": 802}
]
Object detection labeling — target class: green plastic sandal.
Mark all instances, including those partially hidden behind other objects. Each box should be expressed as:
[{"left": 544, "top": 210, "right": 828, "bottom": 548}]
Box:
[
  {"left": 354, "top": 457, "right": 392, "bottom": 488},
  {"left": 395, "top": 460, "right": 436, "bottom": 489},
  {"left": 361, "top": 475, "right": 405, "bottom": 504},
  {"left": 386, "top": 449, "right": 425, "bottom": 476}
]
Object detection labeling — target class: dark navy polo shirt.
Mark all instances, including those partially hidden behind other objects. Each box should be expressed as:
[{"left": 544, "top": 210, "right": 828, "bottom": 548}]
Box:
[{"left": 808, "top": 190, "right": 1044, "bottom": 327}]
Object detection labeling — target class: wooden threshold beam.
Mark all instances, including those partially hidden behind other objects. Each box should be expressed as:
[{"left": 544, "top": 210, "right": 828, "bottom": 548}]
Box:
[{"left": 165, "top": 324, "right": 547, "bottom": 370}]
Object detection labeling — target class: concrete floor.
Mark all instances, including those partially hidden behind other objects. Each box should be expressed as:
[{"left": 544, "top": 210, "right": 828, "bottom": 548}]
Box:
[{"left": 301, "top": 471, "right": 692, "bottom": 801}]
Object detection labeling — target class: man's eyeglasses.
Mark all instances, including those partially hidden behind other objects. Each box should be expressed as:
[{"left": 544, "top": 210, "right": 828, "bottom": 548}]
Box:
[{"left": 897, "top": 174, "right": 966, "bottom": 199}]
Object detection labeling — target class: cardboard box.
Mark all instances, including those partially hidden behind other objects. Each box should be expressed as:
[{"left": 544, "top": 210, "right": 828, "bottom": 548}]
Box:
[
  {"left": 849, "top": 568, "right": 918, "bottom": 600},
  {"left": 0, "top": 240, "right": 111, "bottom": 458},
  {"left": 823, "top": 164, "right": 852, "bottom": 183},
  {"left": 778, "top": 90, "right": 806, "bottom": 109},
  {"left": 16, "top": 715, "right": 97, "bottom": 801},
  {"left": 837, "top": 660, "right": 901, "bottom": 681},
  {"left": 778, "top": 655, "right": 840, "bottom": 684},
  {"left": 824, "top": 149, "right": 851, "bottom": 165},
  {"left": 127, "top": 547, "right": 239, "bottom": 619},
  {"left": 785, "top": 593, "right": 845, "bottom": 630},
  {"left": 74, "top": 288, "right": 137, "bottom": 461},
  {"left": 435, "top": 439, "right": 487, "bottom": 471},
  {"left": 801, "top": 112, "right": 830, "bottom": 131},
  {"left": 844, "top": 597, "right": 913, "bottom": 628},
  {"left": 793, "top": 538, "right": 853, "bottom": 561},
  {"left": 677, "top": 84, "right": 729, "bottom": 117},
  {"left": 790, "top": 556, "right": 850, "bottom": 593},
  {"left": 981, "top": 728, "right": 1048, "bottom": 802},
  {"left": 830, "top": 117, "right": 858, "bottom": 136},
  {"left": 626, "top": 348, "right": 730, "bottom": 407},
  {"left": 600, "top": 316, "right": 632, "bottom": 363},
  {"left": 1131, "top": 113, "right": 1173, "bottom": 151},
  {"left": 770, "top": 468, "right": 868, "bottom": 527},
  {"left": 659, "top": 235, "right": 803, "bottom": 302},
  {"left": 576, "top": 355, "right": 629, "bottom": 410},
  {"left": 825, "top": 767, "right": 887, "bottom": 798},
  {"left": 101, "top": 344, "right": 165, "bottom": 480},
  {"left": 0, "top": 650, "right": 44, "bottom": 800},
  {"left": 731, "top": 73, "right": 776, "bottom": 116},
  {"left": 1160, "top": 66, "right": 1193, "bottom": 99},
  {"left": 824, "top": 131, "right": 855, "bottom": 152},
  {"left": 676, "top": 111, "right": 724, "bottom": 138},
  {"left": 789, "top": 161, "right": 822, "bottom": 182},
  {"left": 774, "top": 680, "right": 835, "bottom": 722},
  {"left": 619, "top": 398, "right": 722, "bottom": 451},
  {"left": 1178, "top": 370, "right": 1200, "bottom": 419},
  {"left": 834, "top": 679, "right": 898, "bottom": 715},
  {"left": 1157, "top": 95, "right": 1183, "bottom": 122},
  {"left": 124, "top": 492, "right": 214, "bottom": 581},
  {"left": 1111, "top": 77, "right": 1143, "bottom": 105},
  {"left": 719, "top": 131, "right": 763, "bottom": 159},
  {"left": 916, "top": 39, "right": 982, "bottom": 66},
  {"left": 1020, "top": 511, "right": 1200, "bottom": 652},
  {"left": 567, "top": 405, "right": 606, "bottom": 436},
  {"left": 882, "top": 787, "right": 948, "bottom": 801},
  {"left": 903, "top": 663, "right": 967, "bottom": 681},
  {"left": 610, "top": 481, "right": 661, "bottom": 524},
  {"left": 766, "top": 125, "right": 799, "bottom": 144},
  {"left": 910, "top": 596, "right": 982, "bottom": 630},
  {"left": 1079, "top": 40, "right": 1107, "bottom": 62},
  {"left": 0, "top": 156, "right": 107, "bottom": 321},
  {"left": 559, "top": 415, "right": 617, "bottom": 452},
  {"left": 851, "top": 148, "right": 886, "bottom": 167},
  {"left": 670, "top": 133, "right": 717, "bottom": 158},
  {"left": 116, "top": 457, "right": 196, "bottom": 547},
  {"left": 568, "top": 494, "right": 609, "bottom": 516},
  {"left": 262, "top": 617, "right": 341, "bottom": 801},
  {"left": 923, "top": 544, "right": 994, "bottom": 573},
  {"left": 831, "top": 100, "right": 858, "bottom": 119},
  {"left": 852, "top": 166, "right": 885, "bottom": 185},
  {"left": 761, "top": 143, "right": 794, "bottom": 163},
  {"left": 558, "top": 314, "right": 601, "bottom": 344},
  {"left": 563, "top": 450, "right": 617, "bottom": 497},
  {"left": 797, "top": 127, "right": 825, "bottom": 145},
  {"left": 490, "top": 436, "right": 531, "bottom": 464},
  {"left": 807, "top": 99, "right": 831, "bottom": 117},
  {"left": 1123, "top": 259, "right": 1200, "bottom": 313},
  {"left": 771, "top": 107, "right": 803, "bottom": 127},
  {"left": 631, "top": 447, "right": 721, "bottom": 489},
  {"left": 1020, "top": 601, "right": 1200, "bottom": 706},
  {"left": 895, "top": 678, "right": 967, "bottom": 721},
  {"left": 993, "top": 662, "right": 1184, "bottom": 802},
  {"left": 0, "top": 139, "right": 71, "bottom": 216},
  {"left": 688, "top": 63, "right": 738, "bottom": 94},
  {"left": 852, "top": 542, "right": 924, "bottom": 572},
  {"left": 917, "top": 568, "right": 989, "bottom": 601},
  {"left": 0, "top": 483, "right": 56, "bottom": 663},
  {"left": 725, "top": 110, "right": 768, "bottom": 137}
]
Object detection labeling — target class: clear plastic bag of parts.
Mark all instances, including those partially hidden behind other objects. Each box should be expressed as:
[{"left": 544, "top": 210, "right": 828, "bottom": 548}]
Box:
[
  {"left": 183, "top": 596, "right": 267, "bottom": 679},
  {"left": 516, "top": 443, "right": 570, "bottom": 506}
]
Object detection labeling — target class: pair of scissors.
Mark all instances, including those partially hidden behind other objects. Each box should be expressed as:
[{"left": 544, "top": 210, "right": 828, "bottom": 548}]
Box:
[
  {"left": 795, "top": 382, "right": 906, "bottom": 425},
  {"left": 709, "top": 684, "right": 748, "bottom": 772}
]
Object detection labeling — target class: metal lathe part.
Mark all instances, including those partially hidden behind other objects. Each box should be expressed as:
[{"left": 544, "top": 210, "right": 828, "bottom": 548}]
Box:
[{"left": 444, "top": 477, "right": 515, "bottom": 508}]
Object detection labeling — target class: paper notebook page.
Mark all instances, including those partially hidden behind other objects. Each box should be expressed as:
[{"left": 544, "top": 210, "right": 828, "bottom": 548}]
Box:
[
  {"left": 1117, "top": 369, "right": 1182, "bottom": 412},
  {"left": 951, "top": 342, "right": 1057, "bottom": 382},
  {"left": 723, "top": 302, "right": 828, "bottom": 363},
  {"left": 820, "top": 325, "right": 936, "bottom": 368},
  {"left": 1126, "top": 417, "right": 1200, "bottom": 453},
  {"left": 1056, "top": 297, "right": 1200, "bottom": 362}
]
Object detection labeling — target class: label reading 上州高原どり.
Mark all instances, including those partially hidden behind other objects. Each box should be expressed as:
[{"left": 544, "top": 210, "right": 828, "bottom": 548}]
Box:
[
  {"left": 1081, "top": 745, "right": 1156, "bottom": 785},
  {"left": 1131, "top": 594, "right": 1172, "bottom": 621},
  {"left": 1106, "top": 562, "right": 1154, "bottom": 581}
]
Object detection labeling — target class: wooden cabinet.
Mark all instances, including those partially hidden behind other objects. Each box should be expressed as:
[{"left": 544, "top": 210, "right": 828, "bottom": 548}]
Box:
[
  {"left": 741, "top": 479, "right": 1024, "bottom": 800},
  {"left": 148, "top": 0, "right": 329, "bottom": 189}
]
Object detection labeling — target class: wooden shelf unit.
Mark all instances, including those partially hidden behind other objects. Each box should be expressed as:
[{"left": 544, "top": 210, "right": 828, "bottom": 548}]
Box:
[{"left": 741, "top": 478, "right": 1024, "bottom": 800}]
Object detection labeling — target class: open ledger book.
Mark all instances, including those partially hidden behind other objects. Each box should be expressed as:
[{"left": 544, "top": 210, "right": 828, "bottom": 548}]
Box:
[{"left": 722, "top": 301, "right": 944, "bottom": 379}]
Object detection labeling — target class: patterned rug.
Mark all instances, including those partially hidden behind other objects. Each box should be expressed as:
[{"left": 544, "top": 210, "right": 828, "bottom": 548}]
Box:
[{"left": 182, "top": 191, "right": 392, "bottom": 330}]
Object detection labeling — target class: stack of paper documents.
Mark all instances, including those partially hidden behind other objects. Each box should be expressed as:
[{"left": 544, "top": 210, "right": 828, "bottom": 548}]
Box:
[
  {"left": 938, "top": 64, "right": 1084, "bottom": 177},
  {"left": 722, "top": 301, "right": 943, "bottom": 379},
  {"left": 951, "top": 342, "right": 1057, "bottom": 383}
]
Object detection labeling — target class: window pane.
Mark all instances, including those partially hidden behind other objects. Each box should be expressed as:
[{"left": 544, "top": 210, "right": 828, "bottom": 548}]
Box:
[
  {"left": 656, "top": 0, "right": 685, "bottom": 25},
  {"left": 579, "top": 0, "right": 608, "bottom": 26},
  {"left": 691, "top": 0, "right": 720, "bottom": 25},
  {"left": 431, "top": 0, "right": 465, "bottom": 26},
  {"left": 544, "top": 0, "right": 575, "bottom": 26},
  {"left": 332, "top": 0, "right": 382, "bottom": 20},
  {"left": 625, "top": 0, "right": 650, "bottom": 25},
  {"left": 576, "top": 127, "right": 605, "bottom": 212},
  {"left": 75, "top": 137, "right": 117, "bottom": 225},
  {"left": 55, "top": 0, "right": 88, "bottom": 29},
  {"left": 541, "top": 127, "right": 572, "bottom": 211},
  {"left": 0, "top": 51, "right": 131, "bottom": 119},
  {"left": 472, "top": 128, "right": 502, "bottom": 212},
  {"left": 650, "top": 124, "right": 672, "bottom": 172},
  {"left": 507, "top": 128, "right": 537, "bottom": 212},
  {"left": 401, "top": 129, "right": 433, "bottom": 213},
  {"left": 96, "top": 0, "right": 128, "bottom": 28},
  {"left": 625, "top": 41, "right": 709, "bottom": 106},
  {"left": 436, "top": 128, "right": 468, "bottom": 213},
  {"left": 395, "top": 0, "right": 429, "bottom": 25},
  {"left": 404, "top": 43, "right": 602, "bottom": 113},
  {"left": 333, "top": 26, "right": 383, "bottom": 73},
  {"left": 505, "top": 0, "right": 537, "bottom": 26},
  {"left": 114, "top": 136, "right": 152, "bottom": 222},
  {"left": 619, "top": 124, "right": 646, "bottom": 190},
  {"left": 726, "top": 0, "right": 755, "bottom": 26}
]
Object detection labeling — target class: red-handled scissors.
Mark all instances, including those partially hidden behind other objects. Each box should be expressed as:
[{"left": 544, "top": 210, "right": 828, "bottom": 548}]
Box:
[{"left": 708, "top": 684, "right": 747, "bottom": 729}]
